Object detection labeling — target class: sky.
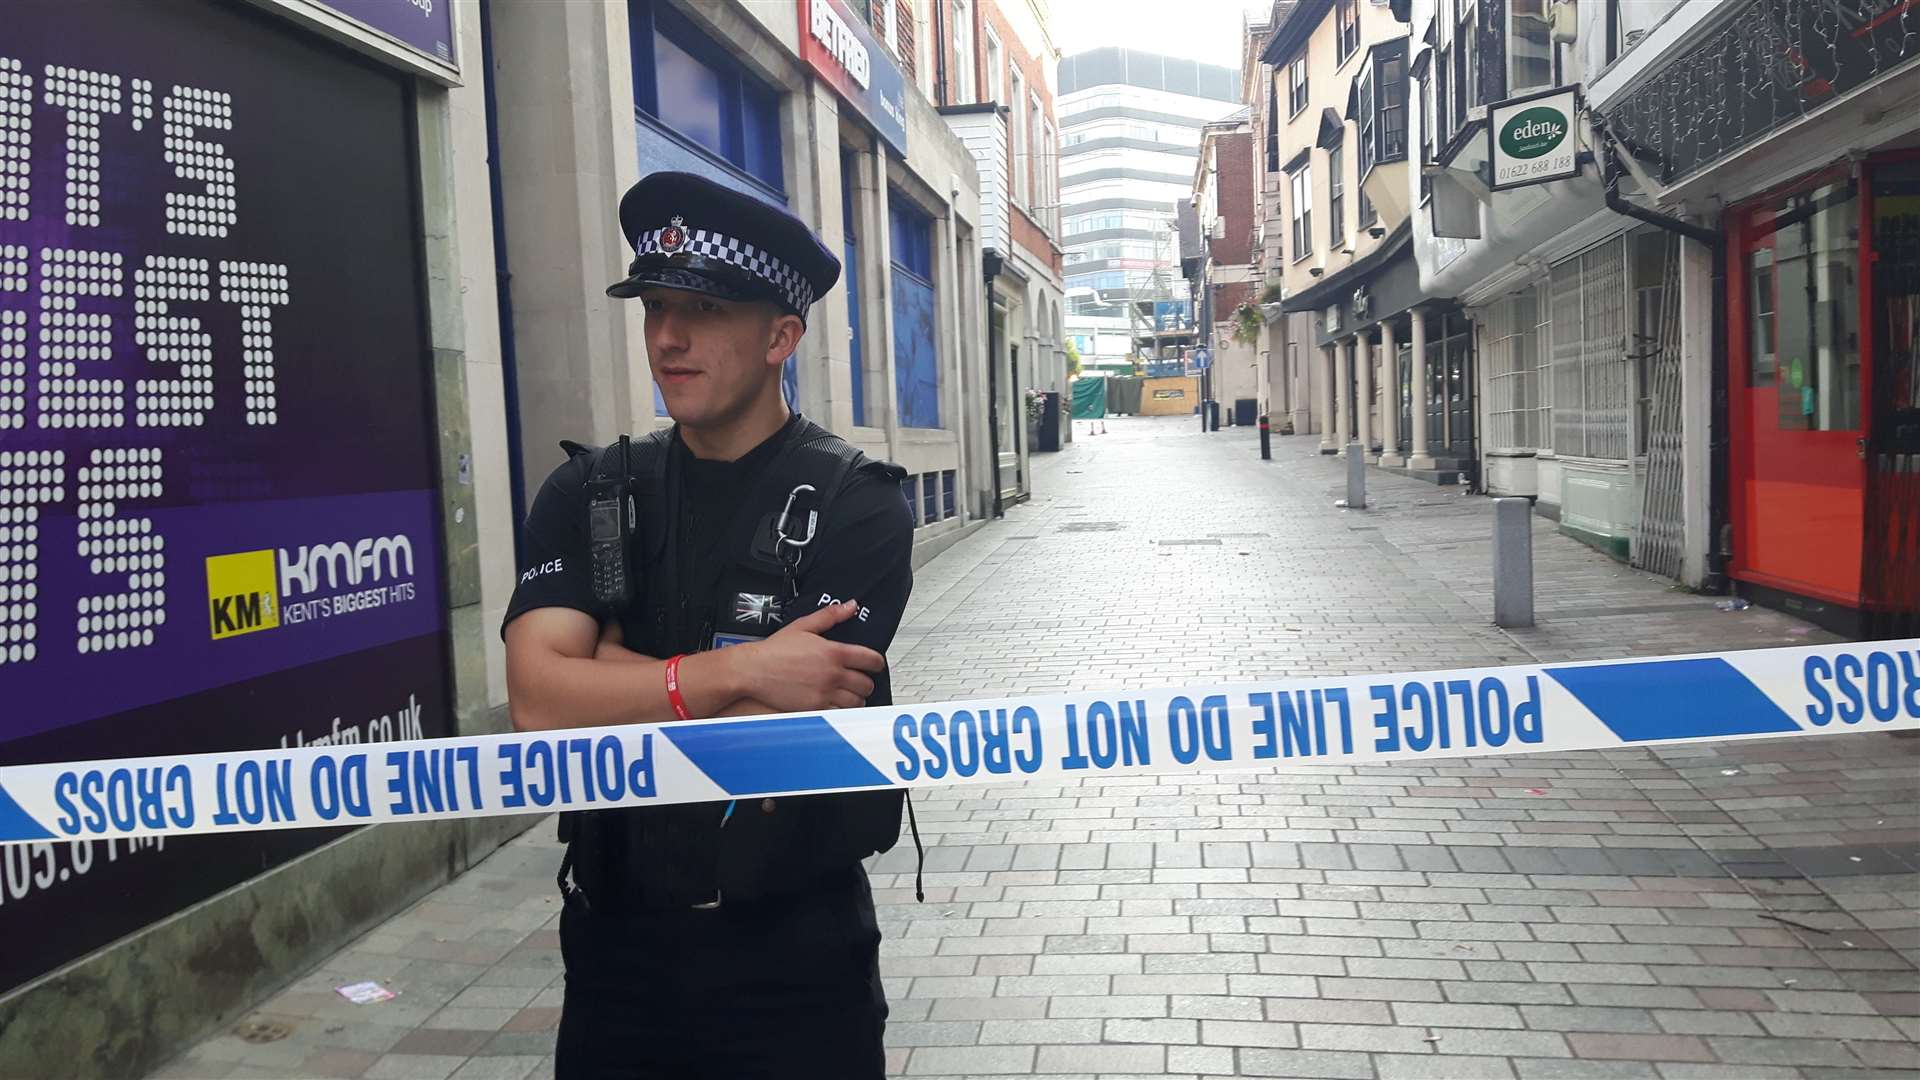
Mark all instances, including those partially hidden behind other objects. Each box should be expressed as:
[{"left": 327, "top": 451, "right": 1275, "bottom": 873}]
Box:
[{"left": 1048, "top": 0, "right": 1273, "bottom": 72}]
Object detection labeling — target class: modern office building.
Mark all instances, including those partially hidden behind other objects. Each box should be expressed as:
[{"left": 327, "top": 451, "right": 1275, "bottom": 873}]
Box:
[{"left": 1057, "top": 47, "right": 1242, "bottom": 341}]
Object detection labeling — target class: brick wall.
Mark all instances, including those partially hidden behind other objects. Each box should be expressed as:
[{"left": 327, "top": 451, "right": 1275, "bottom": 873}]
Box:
[
  {"left": 894, "top": 0, "right": 915, "bottom": 79},
  {"left": 1211, "top": 132, "right": 1255, "bottom": 266},
  {"left": 985, "top": 0, "right": 1059, "bottom": 269}
]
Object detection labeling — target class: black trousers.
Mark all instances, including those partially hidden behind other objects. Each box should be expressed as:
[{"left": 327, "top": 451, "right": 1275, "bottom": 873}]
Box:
[{"left": 554, "top": 865, "right": 888, "bottom": 1080}]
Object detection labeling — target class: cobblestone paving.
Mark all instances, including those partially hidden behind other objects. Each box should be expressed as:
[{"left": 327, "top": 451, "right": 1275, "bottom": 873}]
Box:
[{"left": 155, "top": 417, "right": 1919, "bottom": 1080}]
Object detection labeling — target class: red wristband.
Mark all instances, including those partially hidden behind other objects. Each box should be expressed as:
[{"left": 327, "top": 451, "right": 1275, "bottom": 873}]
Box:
[{"left": 664, "top": 654, "right": 693, "bottom": 721}]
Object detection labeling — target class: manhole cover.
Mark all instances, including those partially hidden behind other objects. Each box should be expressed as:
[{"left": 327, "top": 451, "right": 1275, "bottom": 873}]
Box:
[
  {"left": 1058, "top": 521, "right": 1124, "bottom": 532},
  {"left": 235, "top": 1018, "right": 291, "bottom": 1044},
  {"left": 1156, "top": 538, "right": 1223, "bottom": 546}
]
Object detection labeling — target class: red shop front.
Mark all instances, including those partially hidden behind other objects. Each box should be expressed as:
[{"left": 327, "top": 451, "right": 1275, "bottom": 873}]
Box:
[{"left": 1726, "top": 152, "right": 1920, "bottom": 635}]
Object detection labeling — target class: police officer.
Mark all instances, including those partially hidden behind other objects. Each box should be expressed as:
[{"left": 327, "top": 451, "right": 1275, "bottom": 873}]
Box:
[{"left": 501, "top": 171, "right": 915, "bottom": 1079}]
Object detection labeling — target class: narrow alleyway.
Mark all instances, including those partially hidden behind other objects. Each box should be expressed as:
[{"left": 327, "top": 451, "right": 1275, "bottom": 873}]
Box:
[{"left": 159, "top": 417, "right": 1920, "bottom": 1080}]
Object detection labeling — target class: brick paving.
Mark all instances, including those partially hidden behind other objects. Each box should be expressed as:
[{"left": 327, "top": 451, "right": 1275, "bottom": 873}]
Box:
[{"left": 153, "top": 416, "right": 1920, "bottom": 1079}]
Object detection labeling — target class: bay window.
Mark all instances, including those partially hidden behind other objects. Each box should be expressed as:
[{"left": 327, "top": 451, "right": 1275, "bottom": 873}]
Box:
[{"left": 1509, "top": 0, "right": 1553, "bottom": 94}]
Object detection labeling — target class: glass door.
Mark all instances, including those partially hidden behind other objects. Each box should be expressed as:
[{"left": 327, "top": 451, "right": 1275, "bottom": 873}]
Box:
[
  {"left": 1865, "top": 156, "right": 1920, "bottom": 635},
  {"left": 1727, "top": 169, "right": 1866, "bottom": 604}
]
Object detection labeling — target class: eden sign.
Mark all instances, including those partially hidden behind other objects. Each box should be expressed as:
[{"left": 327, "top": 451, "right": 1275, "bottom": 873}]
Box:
[{"left": 1489, "top": 87, "right": 1580, "bottom": 191}]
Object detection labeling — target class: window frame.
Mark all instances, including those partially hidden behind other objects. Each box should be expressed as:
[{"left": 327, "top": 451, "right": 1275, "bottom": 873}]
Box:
[
  {"left": 1029, "top": 89, "right": 1044, "bottom": 218},
  {"left": 628, "top": 0, "right": 785, "bottom": 196},
  {"left": 1288, "top": 161, "right": 1314, "bottom": 262},
  {"left": 1327, "top": 143, "right": 1345, "bottom": 249},
  {"left": 952, "top": 0, "right": 976, "bottom": 104},
  {"left": 1287, "top": 55, "right": 1309, "bottom": 116},
  {"left": 983, "top": 24, "right": 1003, "bottom": 103},
  {"left": 1335, "top": 0, "right": 1359, "bottom": 66},
  {"left": 1506, "top": 0, "right": 1553, "bottom": 97},
  {"left": 1009, "top": 67, "right": 1027, "bottom": 207},
  {"left": 888, "top": 188, "right": 942, "bottom": 429}
]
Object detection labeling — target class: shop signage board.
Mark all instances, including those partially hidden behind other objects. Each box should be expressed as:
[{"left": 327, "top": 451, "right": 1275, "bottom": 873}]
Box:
[
  {"left": 1489, "top": 86, "right": 1581, "bottom": 191},
  {"left": 797, "top": 0, "right": 910, "bottom": 155}
]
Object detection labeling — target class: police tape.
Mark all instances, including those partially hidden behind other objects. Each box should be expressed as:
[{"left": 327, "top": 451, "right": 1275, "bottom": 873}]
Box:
[{"left": 2, "top": 640, "right": 1917, "bottom": 846}]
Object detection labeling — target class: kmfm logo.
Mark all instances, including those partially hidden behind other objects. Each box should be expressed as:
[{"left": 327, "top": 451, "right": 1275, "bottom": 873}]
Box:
[
  {"left": 205, "top": 535, "right": 416, "bottom": 640},
  {"left": 206, "top": 550, "right": 280, "bottom": 640}
]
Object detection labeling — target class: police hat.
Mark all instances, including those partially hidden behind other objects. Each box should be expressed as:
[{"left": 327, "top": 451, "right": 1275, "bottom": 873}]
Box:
[{"left": 607, "top": 171, "right": 842, "bottom": 324}]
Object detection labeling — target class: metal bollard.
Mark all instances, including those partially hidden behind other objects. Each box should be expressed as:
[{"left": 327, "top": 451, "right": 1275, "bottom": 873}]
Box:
[
  {"left": 1345, "top": 442, "right": 1366, "bottom": 509},
  {"left": 1493, "top": 497, "right": 1535, "bottom": 628},
  {"left": 1259, "top": 415, "right": 1271, "bottom": 460}
]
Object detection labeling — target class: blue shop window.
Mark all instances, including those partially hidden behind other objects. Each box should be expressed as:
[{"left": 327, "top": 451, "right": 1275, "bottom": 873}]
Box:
[
  {"left": 941, "top": 470, "right": 956, "bottom": 519},
  {"left": 842, "top": 151, "right": 865, "bottom": 428},
  {"left": 899, "top": 474, "right": 919, "bottom": 527},
  {"left": 889, "top": 193, "right": 940, "bottom": 430},
  {"left": 629, "top": 0, "right": 784, "bottom": 193},
  {"left": 920, "top": 473, "right": 937, "bottom": 524}
]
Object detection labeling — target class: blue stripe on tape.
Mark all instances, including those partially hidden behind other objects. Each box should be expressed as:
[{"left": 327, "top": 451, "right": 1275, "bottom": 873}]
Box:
[
  {"left": 0, "top": 782, "right": 54, "bottom": 842},
  {"left": 667, "top": 715, "right": 889, "bottom": 796},
  {"left": 1545, "top": 657, "right": 1801, "bottom": 743}
]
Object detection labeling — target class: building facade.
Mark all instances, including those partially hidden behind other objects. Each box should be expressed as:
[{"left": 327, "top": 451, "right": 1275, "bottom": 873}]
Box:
[
  {"left": 941, "top": 0, "right": 1068, "bottom": 509},
  {"left": 0, "top": 0, "right": 999, "bottom": 1073},
  {"left": 1410, "top": 0, "right": 1688, "bottom": 555},
  {"left": 1187, "top": 110, "right": 1268, "bottom": 418},
  {"left": 1058, "top": 48, "right": 1242, "bottom": 370},
  {"left": 1404, "top": 0, "right": 1920, "bottom": 633},
  {"left": 1591, "top": 0, "right": 1920, "bottom": 631},
  {"left": 1262, "top": 0, "right": 1426, "bottom": 472}
]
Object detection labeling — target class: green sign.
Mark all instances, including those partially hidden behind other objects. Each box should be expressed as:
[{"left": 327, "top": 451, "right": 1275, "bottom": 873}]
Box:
[
  {"left": 1500, "top": 107, "right": 1569, "bottom": 159},
  {"left": 1489, "top": 86, "right": 1581, "bottom": 191}
]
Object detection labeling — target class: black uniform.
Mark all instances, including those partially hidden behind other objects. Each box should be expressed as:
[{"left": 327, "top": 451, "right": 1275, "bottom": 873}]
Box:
[
  {"left": 500, "top": 171, "right": 916, "bottom": 1079},
  {"left": 504, "top": 415, "right": 913, "bottom": 1079}
]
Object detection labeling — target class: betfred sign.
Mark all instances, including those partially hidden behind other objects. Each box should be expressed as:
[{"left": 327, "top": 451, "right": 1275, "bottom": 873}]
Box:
[
  {"left": 797, "top": 0, "right": 909, "bottom": 154},
  {"left": 1489, "top": 86, "right": 1581, "bottom": 191}
]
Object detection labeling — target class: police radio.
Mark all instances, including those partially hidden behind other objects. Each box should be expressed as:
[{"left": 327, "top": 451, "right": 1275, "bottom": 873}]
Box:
[{"left": 586, "top": 435, "right": 635, "bottom": 609}]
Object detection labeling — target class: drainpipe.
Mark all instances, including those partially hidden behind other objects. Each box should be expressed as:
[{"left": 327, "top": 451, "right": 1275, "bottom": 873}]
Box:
[
  {"left": 479, "top": 0, "right": 528, "bottom": 562},
  {"left": 984, "top": 250, "right": 1005, "bottom": 519},
  {"left": 933, "top": 0, "right": 948, "bottom": 106}
]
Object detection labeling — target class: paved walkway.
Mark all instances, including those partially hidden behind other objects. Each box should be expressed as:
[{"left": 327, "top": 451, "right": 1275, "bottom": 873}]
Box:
[{"left": 155, "top": 417, "right": 1919, "bottom": 1080}]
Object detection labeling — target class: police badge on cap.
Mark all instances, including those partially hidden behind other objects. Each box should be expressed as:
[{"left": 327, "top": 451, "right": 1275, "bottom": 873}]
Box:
[{"left": 607, "top": 172, "right": 842, "bottom": 326}]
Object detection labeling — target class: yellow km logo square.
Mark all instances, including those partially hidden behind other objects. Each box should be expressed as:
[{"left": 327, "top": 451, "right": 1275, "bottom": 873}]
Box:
[{"left": 206, "top": 550, "right": 280, "bottom": 640}]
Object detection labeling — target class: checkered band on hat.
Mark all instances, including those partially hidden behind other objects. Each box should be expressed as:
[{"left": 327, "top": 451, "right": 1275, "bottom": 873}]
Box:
[{"left": 634, "top": 223, "right": 817, "bottom": 313}]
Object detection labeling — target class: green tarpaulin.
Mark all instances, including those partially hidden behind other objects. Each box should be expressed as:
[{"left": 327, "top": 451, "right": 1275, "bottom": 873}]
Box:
[{"left": 1071, "top": 377, "right": 1107, "bottom": 420}]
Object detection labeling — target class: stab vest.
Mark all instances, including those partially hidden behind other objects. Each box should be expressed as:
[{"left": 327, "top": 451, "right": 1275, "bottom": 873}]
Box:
[{"left": 561, "top": 417, "right": 909, "bottom": 910}]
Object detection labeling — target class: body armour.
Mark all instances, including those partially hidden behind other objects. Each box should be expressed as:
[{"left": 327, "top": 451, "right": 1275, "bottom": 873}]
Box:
[{"left": 563, "top": 418, "right": 908, "bottom": 910}]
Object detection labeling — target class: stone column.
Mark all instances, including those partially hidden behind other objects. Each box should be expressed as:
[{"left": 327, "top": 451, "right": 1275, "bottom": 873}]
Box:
[
  {"left": 1378, "top": 318, "right": 1403, "bottom": 467},
  {"left": 1334, "top": 339, "right": 1352, "bottom": 453},
  {"left": 1408, "top": 307, "right": 1435, "bottom": 470},
  {"left": 1319, "top": 343, "right": 1338, "bottom": 453},
  {"left": 1355, "top": 332, "right": 1374, "bottom": 459}
]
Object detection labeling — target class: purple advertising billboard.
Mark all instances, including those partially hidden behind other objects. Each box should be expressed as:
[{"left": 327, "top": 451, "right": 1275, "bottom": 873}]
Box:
[
  {"left": 0, "top": 0, "right": 452, "bottom": 993},
  {"left": 308, "top": 0, "right": 459, "bottom": 70}
]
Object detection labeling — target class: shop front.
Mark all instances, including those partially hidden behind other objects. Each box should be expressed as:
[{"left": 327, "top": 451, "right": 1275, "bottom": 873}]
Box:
[
  {"left": 1283, "top": 227, "right": 1474, "bottom": 485},
  {"left": 1594, "top": 0, "right": 1920, "bottom": 631},
  {"left": 1727, "top": 154, "right": 1920, "bottom": 633}
]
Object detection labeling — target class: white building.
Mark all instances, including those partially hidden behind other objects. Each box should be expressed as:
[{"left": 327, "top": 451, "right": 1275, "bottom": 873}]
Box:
[{"left": 1058, "top": 47, "right": 1244, "bottom": 330}]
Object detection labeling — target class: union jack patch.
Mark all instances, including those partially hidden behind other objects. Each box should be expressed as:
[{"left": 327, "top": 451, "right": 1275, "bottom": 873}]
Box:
[{"left": 733, "top": 592, "right": 783, "bottom": 625}]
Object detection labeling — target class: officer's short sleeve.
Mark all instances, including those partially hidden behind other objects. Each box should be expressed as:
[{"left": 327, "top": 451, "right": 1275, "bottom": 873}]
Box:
[
  {"left": 501, "top": 454, "right": 599, "bottom": 636},
  {"left": 788, "top": 466, "right": 915, "bottom": 658}
]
